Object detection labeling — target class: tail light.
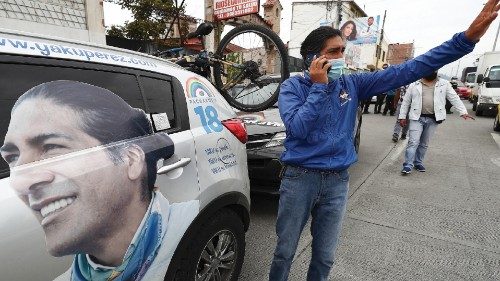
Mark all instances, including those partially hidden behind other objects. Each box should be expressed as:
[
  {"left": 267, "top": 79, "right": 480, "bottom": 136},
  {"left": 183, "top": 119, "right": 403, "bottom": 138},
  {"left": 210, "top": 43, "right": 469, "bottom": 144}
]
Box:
[{"left": 222, "top": 118, "right": 248, "bottom": 144}]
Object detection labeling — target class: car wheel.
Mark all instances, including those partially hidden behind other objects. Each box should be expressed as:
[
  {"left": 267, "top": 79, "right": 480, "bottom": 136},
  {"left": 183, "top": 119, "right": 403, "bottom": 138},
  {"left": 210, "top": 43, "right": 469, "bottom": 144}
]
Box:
[
  {"left": 476, "top": 107, "right": 483, "bottom": 116},
  {"left": 166, "top": 209, "right": 245, "bottom": 281},
  {"left": 494, "top": 115, "right": 500, "bottom": 132},
  {"left": 354, "top": 117, "right": 362, "bottom": 153}
]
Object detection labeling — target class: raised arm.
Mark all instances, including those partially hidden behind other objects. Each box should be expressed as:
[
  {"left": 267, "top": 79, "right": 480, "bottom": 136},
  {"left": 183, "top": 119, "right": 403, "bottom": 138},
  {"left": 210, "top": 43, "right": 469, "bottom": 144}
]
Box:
[{"left": 353, "top": 0, "right": 500, "bottom": 101}]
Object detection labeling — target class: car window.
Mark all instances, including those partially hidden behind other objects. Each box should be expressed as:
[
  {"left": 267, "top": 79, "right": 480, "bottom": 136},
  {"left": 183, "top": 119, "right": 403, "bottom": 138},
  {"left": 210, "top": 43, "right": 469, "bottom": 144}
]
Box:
[
  {"left": 139, "top": 76, "right": 176, "bottom": 130},
  {"left": 0, "top": 62, "right": 144, "bottom": 176}
]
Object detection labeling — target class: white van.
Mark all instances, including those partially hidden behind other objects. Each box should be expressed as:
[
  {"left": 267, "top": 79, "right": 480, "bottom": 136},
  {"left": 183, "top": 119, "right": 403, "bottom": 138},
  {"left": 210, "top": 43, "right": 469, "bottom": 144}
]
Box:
[
  {"left": 474, "top": 64, "right": 500, "bottom": 116},
  {"left": 0, "top": 28, "right": 250, "bottom": 281}
]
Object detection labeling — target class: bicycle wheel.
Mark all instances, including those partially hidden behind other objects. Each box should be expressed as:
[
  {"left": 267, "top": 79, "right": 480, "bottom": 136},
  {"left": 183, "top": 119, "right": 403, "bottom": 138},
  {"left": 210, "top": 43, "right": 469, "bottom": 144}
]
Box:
[{"left": 214, "top": 24, "right": 289, "bottom": 112}]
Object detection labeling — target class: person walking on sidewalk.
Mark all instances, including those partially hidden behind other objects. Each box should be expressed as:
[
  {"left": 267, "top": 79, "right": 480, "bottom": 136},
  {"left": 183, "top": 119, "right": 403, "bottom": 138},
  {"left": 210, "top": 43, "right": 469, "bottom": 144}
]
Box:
[
  {"left": 269, "top": 1, "right": 498, "bottom": 280},
  {"left": 382, "top": 88, "right": 397, "bottom": 116},
  {"left": 392, "top": 85, "right": 409, "bottom": 142},
  {"left": 398, "top": 71, "right": 475, "bottom": 175}
]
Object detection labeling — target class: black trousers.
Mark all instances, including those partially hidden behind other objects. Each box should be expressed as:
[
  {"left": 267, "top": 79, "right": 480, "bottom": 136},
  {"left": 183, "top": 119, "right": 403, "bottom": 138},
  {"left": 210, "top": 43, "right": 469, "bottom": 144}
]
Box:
[
  {"left": 383, "top": 95, "right": 395, "bottom": 115},
  {"left": 362, "top": 100, "right": 371, "bottom": 112},
  {"left": 374, "top": 94, "right": 386, "bottom": 113}
]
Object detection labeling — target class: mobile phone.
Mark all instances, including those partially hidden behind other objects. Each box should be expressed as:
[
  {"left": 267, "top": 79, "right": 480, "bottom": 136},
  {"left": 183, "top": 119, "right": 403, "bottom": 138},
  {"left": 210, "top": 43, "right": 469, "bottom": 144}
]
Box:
[
  {"left": 305, "top": 53, "right": 331, "bottom": 72},
  {"left": 305, "top": 53, "right": 319, "bottom": 67}
]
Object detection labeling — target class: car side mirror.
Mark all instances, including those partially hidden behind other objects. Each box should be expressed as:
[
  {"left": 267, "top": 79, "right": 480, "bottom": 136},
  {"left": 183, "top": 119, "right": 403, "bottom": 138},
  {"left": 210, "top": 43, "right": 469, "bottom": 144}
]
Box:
[
  {"left": 477, "top": 74, "right": 484, "bottom": 84},
  {"left": 483, "top": 77, "right": 491, "bottom": 83}
]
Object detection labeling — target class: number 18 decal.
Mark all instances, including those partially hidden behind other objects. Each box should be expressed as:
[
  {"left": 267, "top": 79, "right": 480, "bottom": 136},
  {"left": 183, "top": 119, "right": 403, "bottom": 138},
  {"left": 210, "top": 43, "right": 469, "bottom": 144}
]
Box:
[{"left": 194, "top": 105, "right": 223, "bottom": 133}]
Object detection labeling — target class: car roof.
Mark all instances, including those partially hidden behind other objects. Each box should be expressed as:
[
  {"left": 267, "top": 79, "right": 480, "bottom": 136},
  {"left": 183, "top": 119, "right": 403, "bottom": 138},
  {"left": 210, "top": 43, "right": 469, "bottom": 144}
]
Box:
[{"left": 0, "top": 28, "right": 187, "bottom": 74}]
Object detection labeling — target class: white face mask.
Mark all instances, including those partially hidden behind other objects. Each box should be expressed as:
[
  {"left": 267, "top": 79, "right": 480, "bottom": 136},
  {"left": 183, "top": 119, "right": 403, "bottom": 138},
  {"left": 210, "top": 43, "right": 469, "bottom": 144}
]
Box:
[{"left": 327, "top": 58, "right": 346, "bottom": 81}]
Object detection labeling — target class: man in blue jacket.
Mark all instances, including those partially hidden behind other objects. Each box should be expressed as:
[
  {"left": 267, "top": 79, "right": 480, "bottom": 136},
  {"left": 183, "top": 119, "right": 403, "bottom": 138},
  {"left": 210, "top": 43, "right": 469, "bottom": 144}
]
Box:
[{"left": 269, "top": 1, "right": 500, "bottom": 280}]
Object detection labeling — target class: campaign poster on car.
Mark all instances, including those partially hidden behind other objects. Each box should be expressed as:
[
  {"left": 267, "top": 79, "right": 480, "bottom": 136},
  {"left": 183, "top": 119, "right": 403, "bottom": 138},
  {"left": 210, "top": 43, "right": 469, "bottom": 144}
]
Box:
[{"left": 340, "top": 15, "right": 381, "bottom": 45}]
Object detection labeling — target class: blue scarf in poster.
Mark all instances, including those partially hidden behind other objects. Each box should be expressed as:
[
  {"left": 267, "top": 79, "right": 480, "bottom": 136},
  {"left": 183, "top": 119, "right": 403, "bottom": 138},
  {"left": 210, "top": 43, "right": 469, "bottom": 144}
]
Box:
[{"left": 70, "top": 199, "right": 163, "bottom": 281}]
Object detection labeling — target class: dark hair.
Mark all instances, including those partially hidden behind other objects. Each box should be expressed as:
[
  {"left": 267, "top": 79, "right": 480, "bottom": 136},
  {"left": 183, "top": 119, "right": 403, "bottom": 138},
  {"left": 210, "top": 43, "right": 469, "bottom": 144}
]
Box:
[
  {"left": 340, "top": 20, "right": 357, "bottom": 41},
  {"left": 368, "top": 16, "right": 374, "bottom": 20},
  {"left": 13, "top": 80, "right": 174, "bottom": 200},
  {"left": 300, "top": 26, "right": 342, "bottom": 69}
]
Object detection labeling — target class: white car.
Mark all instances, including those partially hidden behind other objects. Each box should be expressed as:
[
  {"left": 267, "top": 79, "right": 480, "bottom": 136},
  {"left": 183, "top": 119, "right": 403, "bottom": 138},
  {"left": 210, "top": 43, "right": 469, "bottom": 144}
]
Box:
[{"left": 0, "top": 29, "right": 250, "bottom": 281}]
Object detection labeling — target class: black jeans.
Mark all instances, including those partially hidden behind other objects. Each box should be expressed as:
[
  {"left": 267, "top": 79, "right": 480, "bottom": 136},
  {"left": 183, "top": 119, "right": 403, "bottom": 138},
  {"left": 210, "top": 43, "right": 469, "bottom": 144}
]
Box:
[
  {"left": 362, "top": 100, "right": 371, "bottom": 112},
  {"left": 383, "top": 95, "right": 395, "bottom": 115},
  {"left": 374, "top": 94, "right": 386, "bottom": 113}
]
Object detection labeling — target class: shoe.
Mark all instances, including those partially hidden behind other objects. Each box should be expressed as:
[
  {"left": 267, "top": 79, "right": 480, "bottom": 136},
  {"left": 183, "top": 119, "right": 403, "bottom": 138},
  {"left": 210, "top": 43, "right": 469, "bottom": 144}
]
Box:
[
  {"left": 363, "top": 111, "right": 370, "bottom": 114},
  {"left": 390, "top": 113, "right": 395, "bottom": 116},
  {"left": 401, "top": 166, "right": 411, "bottom": 175},
  {"left": 392, "top": 134, "right": 399, "bottom": 142},
  {"left": 382, "top": 113, "right": 387, "bottom": 116},
  {"left": 414, "top": 164, "right": 426, "bottom": 172},
  {"left": 400, "top": 134, "right": 407, "bottom": 140}
]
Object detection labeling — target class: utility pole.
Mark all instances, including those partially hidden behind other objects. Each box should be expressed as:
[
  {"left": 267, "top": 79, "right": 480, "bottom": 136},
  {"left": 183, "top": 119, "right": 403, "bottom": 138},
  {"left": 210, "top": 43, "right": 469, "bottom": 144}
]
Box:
[
  {"left": 204, "top": 0, "right": 222, "bottom": 52},
  {"left": 455, "top": 59, "right": 461, "bottom": 77},
  {"left": 336, "top": 0, "right": 342, "bottom": 29},
  {"left": 493, "top": 20, "right": 500, "bottom": 51},
  {"left": 375, "top": 10, "right": 387, "bottom": 69}
]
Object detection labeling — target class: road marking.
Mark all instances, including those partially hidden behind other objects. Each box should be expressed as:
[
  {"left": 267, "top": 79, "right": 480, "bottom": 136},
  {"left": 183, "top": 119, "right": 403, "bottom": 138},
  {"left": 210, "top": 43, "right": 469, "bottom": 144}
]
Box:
[
  {"left": 492, "top": 133, "right": 500, "bottom": 149},
  {"left": 490, "top": 133, "right": 500, "bottom": 168},
  {"left": 390, "top": 140, "right": 407, "bottom": 162}
]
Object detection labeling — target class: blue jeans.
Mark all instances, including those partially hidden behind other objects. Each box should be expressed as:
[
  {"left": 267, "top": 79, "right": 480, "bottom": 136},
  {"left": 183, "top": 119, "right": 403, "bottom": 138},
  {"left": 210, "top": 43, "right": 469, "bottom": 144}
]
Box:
[
  {"left": 269, "top": 166, "right": 350, "bottom": 281},
  {"left": 393, "top": 103, "right": 409, "bottom": 136},
  {"left": 403, "top": 116, "right": 438, "bottom": 168}
]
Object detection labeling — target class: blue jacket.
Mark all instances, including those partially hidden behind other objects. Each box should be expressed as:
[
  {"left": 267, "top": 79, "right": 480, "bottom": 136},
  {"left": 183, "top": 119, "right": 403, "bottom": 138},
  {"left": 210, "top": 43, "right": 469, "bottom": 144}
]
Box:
[{"left": 278, "top": 32, "right": 475, "bottom": 170}]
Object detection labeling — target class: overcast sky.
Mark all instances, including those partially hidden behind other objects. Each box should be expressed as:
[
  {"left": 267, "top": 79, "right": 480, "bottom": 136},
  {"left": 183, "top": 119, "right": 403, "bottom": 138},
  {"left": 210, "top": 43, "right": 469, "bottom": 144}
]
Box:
[{"left": 104, "top": 0, "right": 500, "bottom": 77}]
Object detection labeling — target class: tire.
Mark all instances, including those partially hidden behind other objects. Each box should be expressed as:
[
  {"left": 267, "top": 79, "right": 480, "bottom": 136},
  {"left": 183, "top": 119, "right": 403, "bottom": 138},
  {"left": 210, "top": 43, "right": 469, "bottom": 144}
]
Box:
[
  {"left": 165, "top": 209, "right": 245, "bottom": 281},
  {"left": 476, "top": 105, "right": 483, "bottom": 116},
  {"left": 354, "top": 107, "right": 363, "bottom": 153},
  {"left": 494, "top": 114, "right": 500, "bottom": 132},
  {"left": 214, "top": 24, "right": 289, "bottom": 112}
]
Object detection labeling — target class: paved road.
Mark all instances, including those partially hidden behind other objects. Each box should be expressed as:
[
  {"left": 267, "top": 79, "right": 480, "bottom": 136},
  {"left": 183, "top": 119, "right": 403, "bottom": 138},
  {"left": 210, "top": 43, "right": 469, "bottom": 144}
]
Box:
[{"left": 240, "top": 102, "right": 500, "bottom": 280}]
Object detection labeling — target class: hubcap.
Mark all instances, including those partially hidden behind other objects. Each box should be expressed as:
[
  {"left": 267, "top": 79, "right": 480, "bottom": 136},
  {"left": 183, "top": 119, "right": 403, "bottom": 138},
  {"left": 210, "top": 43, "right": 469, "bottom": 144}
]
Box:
[{"left": 196, "top": 230, "right": 237, "bottom": 281}]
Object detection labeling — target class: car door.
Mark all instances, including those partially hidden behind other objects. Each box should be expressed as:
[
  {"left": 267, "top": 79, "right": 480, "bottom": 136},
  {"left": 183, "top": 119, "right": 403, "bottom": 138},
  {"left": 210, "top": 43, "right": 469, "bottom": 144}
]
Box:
[{"left": 137, "top": 73, "right": 200, "bottom": 203}]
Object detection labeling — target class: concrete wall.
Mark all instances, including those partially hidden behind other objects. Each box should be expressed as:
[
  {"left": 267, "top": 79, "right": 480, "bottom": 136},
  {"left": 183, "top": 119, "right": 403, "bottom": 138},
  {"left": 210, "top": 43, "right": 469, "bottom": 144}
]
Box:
[{"left": 0, "top": 0, "right": 105, "bottom": 44}]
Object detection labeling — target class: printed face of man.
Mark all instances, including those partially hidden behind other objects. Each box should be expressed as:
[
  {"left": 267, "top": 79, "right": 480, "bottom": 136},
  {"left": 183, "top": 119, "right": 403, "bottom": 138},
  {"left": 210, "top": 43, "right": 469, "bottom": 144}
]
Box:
[
  {"left": 368, "top": 17, "right": 374, "bottom": 26},
  {"left": 1, "top": 98, "right": 137, "bottom": 257}
]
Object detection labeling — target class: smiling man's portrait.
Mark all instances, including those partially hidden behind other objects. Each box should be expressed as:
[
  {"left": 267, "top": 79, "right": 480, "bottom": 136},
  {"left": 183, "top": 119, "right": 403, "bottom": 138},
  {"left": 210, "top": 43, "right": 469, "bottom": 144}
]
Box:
[{"left": 0, "top": 80, "right": 198, "bottom": 281}]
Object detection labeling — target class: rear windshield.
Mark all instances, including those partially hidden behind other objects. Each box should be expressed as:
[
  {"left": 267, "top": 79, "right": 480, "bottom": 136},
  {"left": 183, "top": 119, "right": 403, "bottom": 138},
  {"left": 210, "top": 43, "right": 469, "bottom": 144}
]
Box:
[{"left": 466, "top": 73, "right": 476, "bottom": 83}]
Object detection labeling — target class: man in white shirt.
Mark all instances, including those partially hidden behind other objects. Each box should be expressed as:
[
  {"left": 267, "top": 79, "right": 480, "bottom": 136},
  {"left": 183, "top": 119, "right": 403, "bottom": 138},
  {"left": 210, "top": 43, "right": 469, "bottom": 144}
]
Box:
[{"left": 398, "top": 72, "right": 474, "bottom": 174}]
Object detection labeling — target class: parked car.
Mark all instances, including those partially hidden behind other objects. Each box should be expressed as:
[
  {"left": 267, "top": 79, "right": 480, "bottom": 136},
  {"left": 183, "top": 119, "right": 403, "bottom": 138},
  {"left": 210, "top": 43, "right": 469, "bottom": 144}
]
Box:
[
  {"left": 0, "top": 29, "right": 250, "bottom": 280},
  {"left": 453, "top": 81, "right": 472, "bottom": 99}
]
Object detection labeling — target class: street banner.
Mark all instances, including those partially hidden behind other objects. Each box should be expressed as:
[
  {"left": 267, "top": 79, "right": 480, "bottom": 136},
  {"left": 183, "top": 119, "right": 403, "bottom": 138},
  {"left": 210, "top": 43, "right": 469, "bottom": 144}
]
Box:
[
  {"left": 340, "top": 15, "right": 381, "bottom": 45},
  {"left": 214, "top": 0, "right": 260, "bottom": 20}
]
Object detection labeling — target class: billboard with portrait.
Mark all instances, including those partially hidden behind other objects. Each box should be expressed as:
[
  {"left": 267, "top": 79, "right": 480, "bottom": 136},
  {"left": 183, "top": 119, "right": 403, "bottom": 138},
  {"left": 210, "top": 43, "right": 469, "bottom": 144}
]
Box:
[{"left": 340, "top": 15, "right": 381, "bottom": 45}]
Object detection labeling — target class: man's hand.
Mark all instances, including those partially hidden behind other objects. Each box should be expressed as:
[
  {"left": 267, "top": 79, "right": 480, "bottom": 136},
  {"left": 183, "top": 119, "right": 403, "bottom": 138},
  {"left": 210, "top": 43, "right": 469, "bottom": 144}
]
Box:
[
  {"left": 399, "top": 119, "right": 407, "bottom": 127},
  {"left": 460, "top": 113, "right": 476, "bottom": 120},
  {"left": 465, "top": 0, "right": 500, "bottom": 42},
  {"left": 309, "top": 55, "right": 331, "bottom": 84}
]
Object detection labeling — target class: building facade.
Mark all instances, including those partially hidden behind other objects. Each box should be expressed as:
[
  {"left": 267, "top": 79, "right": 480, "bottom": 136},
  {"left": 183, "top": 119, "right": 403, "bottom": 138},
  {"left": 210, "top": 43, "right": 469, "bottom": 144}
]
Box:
[
  {"left": 387, "top": 43, "right": 414, "bottom": 65},
  {"left": 0, "top": 0, "right": 105, "bottom": 44}
]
